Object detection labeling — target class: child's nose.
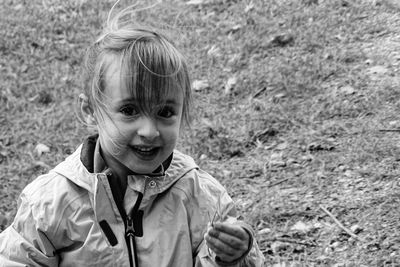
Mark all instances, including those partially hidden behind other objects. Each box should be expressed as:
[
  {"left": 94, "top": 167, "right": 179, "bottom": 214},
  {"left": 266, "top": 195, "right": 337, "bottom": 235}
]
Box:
[{"left": 137, "top": 116, "right": 160, "bottom": 140}]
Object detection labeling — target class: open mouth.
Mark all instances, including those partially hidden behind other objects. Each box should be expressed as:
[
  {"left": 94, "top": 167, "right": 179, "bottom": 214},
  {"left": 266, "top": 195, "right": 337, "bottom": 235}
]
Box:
[{"left": 130, "top": 145, "right": 160, "bottom": 159}]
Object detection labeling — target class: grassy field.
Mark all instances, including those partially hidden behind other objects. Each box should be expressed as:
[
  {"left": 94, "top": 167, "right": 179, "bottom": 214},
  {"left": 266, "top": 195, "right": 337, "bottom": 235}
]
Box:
[{"left": 1, "top": 0, "right": 400, "bottom": 265}]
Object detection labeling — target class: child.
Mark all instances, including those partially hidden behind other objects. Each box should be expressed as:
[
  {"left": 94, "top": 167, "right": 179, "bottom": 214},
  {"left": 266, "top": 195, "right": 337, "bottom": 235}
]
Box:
[{"left": 0, "top": 3, "right": 264, "bottom": 267}]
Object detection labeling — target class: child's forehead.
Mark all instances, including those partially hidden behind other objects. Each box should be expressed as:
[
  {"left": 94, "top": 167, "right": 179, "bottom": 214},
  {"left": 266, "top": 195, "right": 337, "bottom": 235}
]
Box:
[{"left": 103, "top": 58, "right": 183, "bottom": 104}]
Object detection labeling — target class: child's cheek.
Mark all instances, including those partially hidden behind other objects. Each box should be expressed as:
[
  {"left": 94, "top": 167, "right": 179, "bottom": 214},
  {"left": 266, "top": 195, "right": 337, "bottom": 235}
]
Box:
[
  {"left": 162, "top": 126, "right": 180, "bottom": 145},
  {"left": 105, "top": 120, "right": 133, "bottom": 141}
]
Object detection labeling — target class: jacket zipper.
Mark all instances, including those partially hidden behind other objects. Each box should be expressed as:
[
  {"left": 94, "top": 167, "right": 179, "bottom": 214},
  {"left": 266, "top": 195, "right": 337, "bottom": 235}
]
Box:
[
  {"left": 126, "top": 215, "right": 137, "bottom": 267},
  {"left": 125, "top": 192, "right": 144, "bottom": 267}
]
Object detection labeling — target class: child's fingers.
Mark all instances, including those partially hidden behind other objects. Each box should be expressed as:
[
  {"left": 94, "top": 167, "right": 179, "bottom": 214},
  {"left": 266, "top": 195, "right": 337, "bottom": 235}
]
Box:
[
  {"left": 205, "top": 232, "right": 237, "bottom": 258},
  {"left": 207, "top": 227, "right": 246, "bottom": 250},
  {"left": 205, "top": 222, "right": 251, "bottom": 262},
  {"left": 213, "top": 222, "right": 249, "bottom": 240}
]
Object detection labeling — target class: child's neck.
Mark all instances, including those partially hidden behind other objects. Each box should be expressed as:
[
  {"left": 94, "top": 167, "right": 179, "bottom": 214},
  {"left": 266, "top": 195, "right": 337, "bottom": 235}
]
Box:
[{"left": 100, "top": 150, "right": 130, "bottom": 193}]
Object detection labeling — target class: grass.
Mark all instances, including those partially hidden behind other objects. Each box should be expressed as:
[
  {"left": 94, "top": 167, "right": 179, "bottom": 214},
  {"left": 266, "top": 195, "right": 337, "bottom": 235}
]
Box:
[{"left": 1, "top": 0, "right": 400, "bottom": 265}]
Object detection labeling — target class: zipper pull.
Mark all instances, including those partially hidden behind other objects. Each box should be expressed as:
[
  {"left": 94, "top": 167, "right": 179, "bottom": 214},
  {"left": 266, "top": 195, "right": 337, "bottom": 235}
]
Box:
[
  {"left": 126, "top": 192, "right": 144, "bottom": 237},
  {"left": 126, "top": 215, "right": 135, "bottom": 237}
]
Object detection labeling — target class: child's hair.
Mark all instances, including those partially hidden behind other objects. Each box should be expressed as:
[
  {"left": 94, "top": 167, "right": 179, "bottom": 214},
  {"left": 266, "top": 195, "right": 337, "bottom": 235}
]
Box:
[{"left": 82, "top": 2, "right": 192, "bottom": 127}]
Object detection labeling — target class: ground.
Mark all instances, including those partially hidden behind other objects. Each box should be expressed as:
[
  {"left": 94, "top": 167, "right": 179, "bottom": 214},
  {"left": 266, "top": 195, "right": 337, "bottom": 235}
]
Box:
[{"left": 1, "top": 0, "right": 400, "bottom": 266}]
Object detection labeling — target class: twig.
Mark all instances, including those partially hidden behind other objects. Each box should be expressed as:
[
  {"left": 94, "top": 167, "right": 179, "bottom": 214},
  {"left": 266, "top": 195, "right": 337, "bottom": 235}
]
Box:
[
  {"left": 379, "top": 129, "right": 400, "bottom": 132},
  {"left": 209, "top": 209, "right": 217, "bottom": 227},
  {"left": 319, "top": 205, "right": 364, "bottom": 242},
  {"left": 252, "top": 87, "right": 267, "bottom": 98},
  {"left": 267, "top": 177, "right": 289, "bottom": 188},
  {"left": 263, "top": 237, "right": 317, "bottom": 247},
  {"left": 208, "top": 195, "right": 222, "bottom": 227}
]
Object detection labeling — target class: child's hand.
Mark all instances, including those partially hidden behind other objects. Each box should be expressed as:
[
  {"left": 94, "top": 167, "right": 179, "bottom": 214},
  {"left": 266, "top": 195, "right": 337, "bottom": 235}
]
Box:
[{"left": 204, "top": 221, "right": 250, "bottom": 263}]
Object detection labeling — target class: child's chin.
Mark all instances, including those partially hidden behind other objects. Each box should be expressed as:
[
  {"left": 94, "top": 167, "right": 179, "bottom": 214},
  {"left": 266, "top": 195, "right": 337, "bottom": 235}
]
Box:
[{"left": 128, "top": 162, "right": 160, "bottom": 175}]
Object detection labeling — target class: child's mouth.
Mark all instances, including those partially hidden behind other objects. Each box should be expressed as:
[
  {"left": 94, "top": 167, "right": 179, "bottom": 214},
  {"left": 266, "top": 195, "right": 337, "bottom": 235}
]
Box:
[{"left": 131, "top": 145, "right": 160, "bottom": 160}]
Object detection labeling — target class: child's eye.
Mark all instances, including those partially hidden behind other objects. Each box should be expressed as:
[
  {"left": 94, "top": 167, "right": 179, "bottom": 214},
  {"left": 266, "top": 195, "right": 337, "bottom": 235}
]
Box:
[
  {"left": 158, "top": 107, "right": 175, "bottom": 118},
  {"left": 119, "top": 105, "right": 139, "bottom": 116}
]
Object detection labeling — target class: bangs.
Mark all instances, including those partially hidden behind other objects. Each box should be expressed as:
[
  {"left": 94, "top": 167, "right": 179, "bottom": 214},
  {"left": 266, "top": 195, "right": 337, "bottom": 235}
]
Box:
[{"left": 120, "top": 37, "right": 188, "bottom": 113}]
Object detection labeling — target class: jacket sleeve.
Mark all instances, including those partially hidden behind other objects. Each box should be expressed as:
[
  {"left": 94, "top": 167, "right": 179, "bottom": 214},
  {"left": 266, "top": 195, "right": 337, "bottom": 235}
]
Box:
[
  {"left": 191, "top": 171, "right": 265, "bottom": 267},
  {"left": 0, "top": 191, "right": 59, "bottom": 267}
]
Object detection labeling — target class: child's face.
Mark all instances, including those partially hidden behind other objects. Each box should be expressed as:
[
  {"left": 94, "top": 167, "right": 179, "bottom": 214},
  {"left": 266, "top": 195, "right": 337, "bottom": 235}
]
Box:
[{"left": 97, "top": 59, "right": 183, "bottom": 174}]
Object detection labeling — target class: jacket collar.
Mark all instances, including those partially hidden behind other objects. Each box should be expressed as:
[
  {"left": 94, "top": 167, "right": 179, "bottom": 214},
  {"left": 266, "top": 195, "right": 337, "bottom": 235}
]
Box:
[{"left": 52, "top": 136, "right": 198, "bottom": 195}]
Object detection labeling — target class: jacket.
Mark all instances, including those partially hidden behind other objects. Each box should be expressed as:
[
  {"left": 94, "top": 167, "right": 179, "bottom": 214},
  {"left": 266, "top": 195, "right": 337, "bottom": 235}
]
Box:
[{"left": 0, "top": 137, "right": 264, "bottom": 266}]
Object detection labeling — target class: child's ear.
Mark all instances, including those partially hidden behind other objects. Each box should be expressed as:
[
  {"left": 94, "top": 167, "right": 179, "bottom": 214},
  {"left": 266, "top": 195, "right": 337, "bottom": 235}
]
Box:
[{"left": 79, "top": 94, "right": 96, "bottom": 125}]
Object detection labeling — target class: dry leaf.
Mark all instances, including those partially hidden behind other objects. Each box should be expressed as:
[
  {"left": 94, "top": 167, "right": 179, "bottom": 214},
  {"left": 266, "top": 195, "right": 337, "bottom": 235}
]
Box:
[
  {"left": 271, "top": 241, "right": 291, "bottom": 254},
  {"left": 290, "top": 221, "right": 314, "bottom": 233},
  {"left": 14, "top": 4, "right": 23, "bottom": 10},
  {"left": 273, "top": 92, "right": 286, "bottom": 101},
  {"left": 368, "top": 65, "right": 388, "bottom": 75},
  {"left": 192, "top": 80, "right": 210, "bottom": 91},
  {"left": 245, "top": 2, "right": 255, "bottom": 12},
  {"left": 307, "top": 142, "right": 335, "bottom": 152},
  {"left": 270, "top": 33, "right": 295, "bottom": 47},
  {"left": 269, "top": 152, "right": 286, "bottom": 168},
  {"left": 186, "top": 0, "right": 206, "bottom": 5},
  {"left": 339, "top": 85, "right": 356, "bottom": 95},
  {"left": 350, "top": 224, "right": 363, "bottom": 234},
  {"left": 222, "top": 169, "right": 232, "bottom": 177},
  {"left": 35, "top": 143, "right": 50, "bottom": 156},
  {"left": 207, "top": 45, "right": 222, "bottom": 58},
  {"left": 199, "top": 154, "right": 207, "bottom": 160},
  {"left": 275, "top": 142, "right": 288, "bottom": 150},
  {"left": 28, "top": 94, "right": 40, "bottom": 102},
  {"left": 258, "top": 228, "right": 272, "bottom": 235},
  {"left": 224, "top": 76, "right": 238, "bottom": 95},
  {"left": 365, "top": 59, "right": 373, "bottom": 65},
  {"left": 227, "top": 24, "right": 242, "bottom": 34}
]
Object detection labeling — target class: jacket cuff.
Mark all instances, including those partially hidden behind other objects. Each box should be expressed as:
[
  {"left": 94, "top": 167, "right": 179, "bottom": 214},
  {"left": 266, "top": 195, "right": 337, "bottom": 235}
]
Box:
[{"left": 215, "top": 224, "right": 254, "bottom": 266}]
